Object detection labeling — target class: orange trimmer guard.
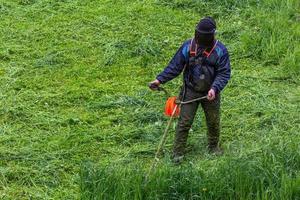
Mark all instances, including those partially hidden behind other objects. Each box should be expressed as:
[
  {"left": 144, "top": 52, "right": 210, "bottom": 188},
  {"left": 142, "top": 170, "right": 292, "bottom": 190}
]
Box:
[{"left": 164, "top": 96, "right": 180, "bottom": 117}]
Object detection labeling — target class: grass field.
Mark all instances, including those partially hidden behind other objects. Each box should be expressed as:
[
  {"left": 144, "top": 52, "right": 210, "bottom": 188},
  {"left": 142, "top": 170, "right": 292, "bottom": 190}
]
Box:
[{"left": 0, "top": 0, "right": 299, "bottom": 199}]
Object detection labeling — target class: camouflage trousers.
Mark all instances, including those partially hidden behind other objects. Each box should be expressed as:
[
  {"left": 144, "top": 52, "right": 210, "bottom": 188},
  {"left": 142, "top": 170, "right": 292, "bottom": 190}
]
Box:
[{"left": 173, "top": 86, "right": 221, "bottom": 157}]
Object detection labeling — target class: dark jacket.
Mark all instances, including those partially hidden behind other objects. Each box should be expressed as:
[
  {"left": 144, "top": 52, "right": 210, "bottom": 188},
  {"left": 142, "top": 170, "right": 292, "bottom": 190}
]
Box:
[{"left": 156, "top": 39, "right": 231, "bottom": 93}]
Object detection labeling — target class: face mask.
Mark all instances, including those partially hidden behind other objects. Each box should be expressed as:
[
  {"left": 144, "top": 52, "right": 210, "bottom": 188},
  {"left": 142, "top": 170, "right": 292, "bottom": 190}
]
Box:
[{"left": 195, "top": 30, "right": 214, "bottom": 48}]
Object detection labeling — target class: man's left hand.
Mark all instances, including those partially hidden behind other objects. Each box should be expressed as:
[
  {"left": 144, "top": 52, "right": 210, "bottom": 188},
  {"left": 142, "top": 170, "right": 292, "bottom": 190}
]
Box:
[{"left": 207, "top": 89, "right": 216, "bottom": 101}]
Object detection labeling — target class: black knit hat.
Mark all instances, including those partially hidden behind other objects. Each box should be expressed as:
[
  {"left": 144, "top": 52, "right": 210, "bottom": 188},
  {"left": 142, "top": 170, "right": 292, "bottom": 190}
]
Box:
[{"left": 195, "top": 17, "right": 216, "bottom": 34}]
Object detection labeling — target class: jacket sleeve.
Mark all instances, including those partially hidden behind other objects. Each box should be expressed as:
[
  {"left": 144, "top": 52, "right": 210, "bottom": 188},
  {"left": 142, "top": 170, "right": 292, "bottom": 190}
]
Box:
[
  {"left": 211, "top": 48, "right": 231, "bottom": 93},
  {"left": 156, "top": 41, "right": 189, "bottom": 84}
]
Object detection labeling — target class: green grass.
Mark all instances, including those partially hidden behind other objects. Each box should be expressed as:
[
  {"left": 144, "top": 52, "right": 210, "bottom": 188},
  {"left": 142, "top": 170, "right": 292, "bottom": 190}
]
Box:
[
  {"left": 81, "top": 142, "right": 300, "bottom": 200},
  {"left": 0, "top": 0, "right": 299, "bottom": 199}
]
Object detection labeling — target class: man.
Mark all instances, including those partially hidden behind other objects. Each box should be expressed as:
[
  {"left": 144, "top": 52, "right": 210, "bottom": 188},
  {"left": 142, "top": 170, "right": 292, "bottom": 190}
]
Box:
[{"left": 150, "top": 17, "right": 231, "bottom": 163}]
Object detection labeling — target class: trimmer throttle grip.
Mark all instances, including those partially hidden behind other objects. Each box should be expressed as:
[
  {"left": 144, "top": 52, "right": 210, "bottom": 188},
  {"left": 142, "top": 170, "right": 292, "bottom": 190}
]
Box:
[{"left": 149, "top": 83, "right": 161, "bottom": 91}]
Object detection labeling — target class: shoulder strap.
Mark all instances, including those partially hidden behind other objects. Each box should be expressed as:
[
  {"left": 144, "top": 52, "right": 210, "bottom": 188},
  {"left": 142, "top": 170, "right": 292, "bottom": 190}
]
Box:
[
  {"left": 189, "top": 39, "right": 218, "bottom": 58},
  {"left": 203, "top": 40, "right": 218, "bottom": 58},
  {"left": 189, "top": 38, "right": 197, "bottom": 57}
]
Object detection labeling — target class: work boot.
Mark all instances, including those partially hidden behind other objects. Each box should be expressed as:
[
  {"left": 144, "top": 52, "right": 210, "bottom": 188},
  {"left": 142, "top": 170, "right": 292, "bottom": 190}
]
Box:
[{"left": 208, "top": 145, "right": 223, "bottom": 156}]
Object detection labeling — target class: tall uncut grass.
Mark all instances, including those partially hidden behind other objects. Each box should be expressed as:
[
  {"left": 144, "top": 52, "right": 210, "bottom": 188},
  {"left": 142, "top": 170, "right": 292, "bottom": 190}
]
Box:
[{"left": 81, "top": 141, "right": 300, "bottom": 200}]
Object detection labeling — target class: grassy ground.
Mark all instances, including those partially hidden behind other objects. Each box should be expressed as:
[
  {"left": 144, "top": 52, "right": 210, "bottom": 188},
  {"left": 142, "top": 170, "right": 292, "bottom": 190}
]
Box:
[{"left": 0, "top": 0, "right": 299, "bottom": 199}]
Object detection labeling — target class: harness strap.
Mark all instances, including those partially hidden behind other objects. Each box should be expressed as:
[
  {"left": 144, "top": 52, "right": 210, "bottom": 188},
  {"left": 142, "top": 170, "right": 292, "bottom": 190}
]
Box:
[
  {"left": 189, "top": 38, "right": 218, "bottom": 58},
  {"left": 203, "top": 40, "right": 218, "bottom": 58},
  {"left": 189, "top": 39, "right": 197, "bottom": 57}
]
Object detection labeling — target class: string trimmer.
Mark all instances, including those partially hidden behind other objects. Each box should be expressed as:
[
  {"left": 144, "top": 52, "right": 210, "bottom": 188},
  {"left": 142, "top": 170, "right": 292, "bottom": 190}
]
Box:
[{"left": 145, "top": 83, "right": 207, "bottom": 182}]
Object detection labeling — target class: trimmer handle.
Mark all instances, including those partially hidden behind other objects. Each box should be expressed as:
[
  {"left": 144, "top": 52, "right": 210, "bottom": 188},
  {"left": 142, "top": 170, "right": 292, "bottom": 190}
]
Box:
[
  {"left": 148, "top": 83, "right": 169, "bottom": 97},
  {"left": 148, "top": 83, "right": 162, "bottom": 91}
]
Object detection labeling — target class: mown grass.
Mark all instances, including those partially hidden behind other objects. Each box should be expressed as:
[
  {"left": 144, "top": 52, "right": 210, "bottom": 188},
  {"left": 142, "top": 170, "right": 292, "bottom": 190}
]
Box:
[{"left": 0, "top": 0, "right": 299, "bottom": 199}]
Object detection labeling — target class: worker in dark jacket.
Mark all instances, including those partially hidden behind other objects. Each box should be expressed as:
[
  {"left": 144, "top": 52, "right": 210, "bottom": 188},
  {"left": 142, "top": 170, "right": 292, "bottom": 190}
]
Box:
[{"left": 150, "top": 17, "right": 231, "bottom": 163}]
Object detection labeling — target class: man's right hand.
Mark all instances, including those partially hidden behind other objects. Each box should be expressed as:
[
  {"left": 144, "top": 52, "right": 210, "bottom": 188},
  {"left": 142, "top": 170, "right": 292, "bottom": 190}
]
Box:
[{"left": 149, "top": 79, "right": 161, "bottom": 90}]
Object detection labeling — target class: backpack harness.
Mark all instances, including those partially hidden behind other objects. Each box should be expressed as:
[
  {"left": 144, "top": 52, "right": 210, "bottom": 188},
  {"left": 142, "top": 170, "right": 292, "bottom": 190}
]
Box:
[{"left": 189, "top": 38, "right": 218, "bottom": 58}]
